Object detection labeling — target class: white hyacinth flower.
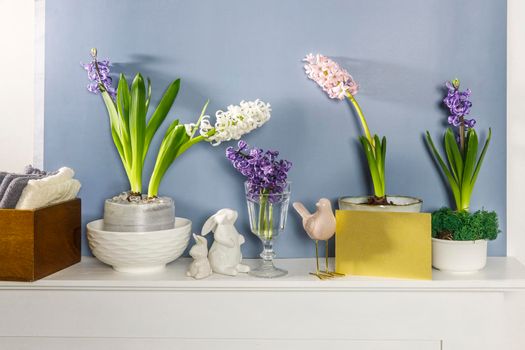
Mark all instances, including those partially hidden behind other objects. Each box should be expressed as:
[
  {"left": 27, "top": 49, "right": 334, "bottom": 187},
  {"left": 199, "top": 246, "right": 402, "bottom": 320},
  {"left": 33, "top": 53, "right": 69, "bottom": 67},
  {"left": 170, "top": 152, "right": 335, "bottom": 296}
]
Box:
[
  {"left": 199, "top": 99, "right": 271, "bottom": 146},
  {"left": 184, "top": 123, "right": 196, "bottom": 136}
]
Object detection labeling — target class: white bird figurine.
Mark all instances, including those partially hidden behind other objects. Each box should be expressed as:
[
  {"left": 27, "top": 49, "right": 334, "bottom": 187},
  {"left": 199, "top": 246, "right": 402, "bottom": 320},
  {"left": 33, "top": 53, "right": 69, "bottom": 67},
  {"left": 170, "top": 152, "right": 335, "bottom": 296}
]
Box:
[{"left": 293, "top": 198, "right": 344, "bottom": 279}]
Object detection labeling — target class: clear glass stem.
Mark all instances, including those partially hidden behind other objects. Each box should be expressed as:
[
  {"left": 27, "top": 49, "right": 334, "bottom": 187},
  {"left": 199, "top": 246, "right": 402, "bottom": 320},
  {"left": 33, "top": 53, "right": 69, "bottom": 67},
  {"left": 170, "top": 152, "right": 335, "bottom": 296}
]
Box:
[
  {"left": 260, "top": 239, "right": 276, "bottom": 262},
  {"left": 249, "top": 238, "right": 287, "bottom": 278}
]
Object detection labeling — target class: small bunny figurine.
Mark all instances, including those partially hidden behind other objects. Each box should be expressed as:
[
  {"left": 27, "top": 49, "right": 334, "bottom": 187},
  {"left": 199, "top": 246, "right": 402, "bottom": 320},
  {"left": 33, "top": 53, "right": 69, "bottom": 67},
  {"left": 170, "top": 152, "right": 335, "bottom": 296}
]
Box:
[
  {"left": 186, "top": 234, "right": 212, "bottom": 279},
  {"left": 201, "top": 209, "right": 250, "bottom": 276}
]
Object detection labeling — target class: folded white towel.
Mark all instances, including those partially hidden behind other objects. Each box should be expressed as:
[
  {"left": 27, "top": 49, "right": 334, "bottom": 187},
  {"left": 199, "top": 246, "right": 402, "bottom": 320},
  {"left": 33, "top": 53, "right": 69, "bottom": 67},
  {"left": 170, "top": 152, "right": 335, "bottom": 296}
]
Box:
[
  {"left": 26, "top": 167, "right": 74, "bottom": 188},
  {"left": 15, "top": 167, "right": 81, "bottom": 209}
]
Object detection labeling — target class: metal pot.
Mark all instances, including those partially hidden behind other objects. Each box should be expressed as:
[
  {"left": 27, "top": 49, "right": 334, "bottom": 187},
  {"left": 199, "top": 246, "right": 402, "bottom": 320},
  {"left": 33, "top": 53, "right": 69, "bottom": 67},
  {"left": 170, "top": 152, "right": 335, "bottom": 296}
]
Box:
[{"left": 103, "top": 195, "right": 175, "bottom": 232}]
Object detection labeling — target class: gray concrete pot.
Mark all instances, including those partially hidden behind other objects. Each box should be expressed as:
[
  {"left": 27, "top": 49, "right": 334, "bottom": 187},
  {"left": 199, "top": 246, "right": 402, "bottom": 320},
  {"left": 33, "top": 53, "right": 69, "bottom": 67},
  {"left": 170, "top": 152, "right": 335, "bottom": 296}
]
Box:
[{"left": 103, "top": 193, "right": 175, "bottom": 232}]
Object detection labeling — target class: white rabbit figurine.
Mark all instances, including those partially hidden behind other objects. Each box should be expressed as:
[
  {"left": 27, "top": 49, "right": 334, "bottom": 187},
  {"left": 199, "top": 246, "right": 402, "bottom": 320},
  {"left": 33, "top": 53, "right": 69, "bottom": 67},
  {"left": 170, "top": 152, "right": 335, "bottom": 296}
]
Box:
[
  {"left": 186, "top": 234, "right": 212, "bottom": 279},
  {"left": 201, "top": 209, "right": 250, "bottom": 276}
]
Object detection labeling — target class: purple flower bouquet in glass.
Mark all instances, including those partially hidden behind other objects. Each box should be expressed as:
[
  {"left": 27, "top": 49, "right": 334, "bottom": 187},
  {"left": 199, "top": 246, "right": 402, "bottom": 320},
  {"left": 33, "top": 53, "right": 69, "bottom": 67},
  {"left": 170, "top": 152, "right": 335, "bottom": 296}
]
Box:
[{"left": 226, "top": 141, "right": 292, "bottom": 278}]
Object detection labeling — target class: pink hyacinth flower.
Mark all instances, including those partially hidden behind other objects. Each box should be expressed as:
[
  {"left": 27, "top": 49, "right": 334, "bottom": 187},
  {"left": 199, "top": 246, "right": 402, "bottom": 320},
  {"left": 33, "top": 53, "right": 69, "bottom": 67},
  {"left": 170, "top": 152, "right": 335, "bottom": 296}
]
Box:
[{"left": 303, "top": 53, "right": 359, "bottom": 100}]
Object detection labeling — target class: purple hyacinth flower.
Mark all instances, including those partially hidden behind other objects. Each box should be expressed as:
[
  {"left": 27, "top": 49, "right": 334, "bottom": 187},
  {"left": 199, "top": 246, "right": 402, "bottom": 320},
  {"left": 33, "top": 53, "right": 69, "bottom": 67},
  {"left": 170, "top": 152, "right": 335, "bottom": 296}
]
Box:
[
  {"left": 225, "top": 141, "right": 292, "bottom": 203},
  {"left": 87, "top": 82, "right": 99, "bottom": 94},
  {"left": 464, "top": 118, "right": 476, "bottom": 129},
  {"left": 237, "top": 140, "right": 248, "bottom": 150},
  {"left": 447, "top": 115, "right": 460, "bottom": 127},
  {"left": 443, "top": 80, "right": 476, "bottom": 131},
  {"left": 81, "top": 49, "right": 116, "bottom": 99},
  {"left": 225, "top": 147, "right": 237, "bottom": 160}
]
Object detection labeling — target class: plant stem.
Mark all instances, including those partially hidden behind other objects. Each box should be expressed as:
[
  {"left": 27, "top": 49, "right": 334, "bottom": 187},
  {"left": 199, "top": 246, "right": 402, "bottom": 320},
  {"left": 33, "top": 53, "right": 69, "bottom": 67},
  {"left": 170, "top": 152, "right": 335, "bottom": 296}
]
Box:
[
  {"left": 347, "top": 93, "right": 386, "bottom": 198},
  {"left": 258, "top": 189, "right": 271, "bottom": 240},
  {"left": 346, "top": 92, "right": 373, "bottom": 146},
  {"left": 175, "top": 135, "right": 205, "bottom": 158},
  {"left": 459, "top": 116, "right": 465, "bottom": 155},
  {"left": 268, "top": 202, "right": 274, "bottom": 240},
  {"left": 258, "top": 193, "right": 267, "bottom": 239},
  {"left": 190, "top": 100, "right": 210, "bottom": 139}
]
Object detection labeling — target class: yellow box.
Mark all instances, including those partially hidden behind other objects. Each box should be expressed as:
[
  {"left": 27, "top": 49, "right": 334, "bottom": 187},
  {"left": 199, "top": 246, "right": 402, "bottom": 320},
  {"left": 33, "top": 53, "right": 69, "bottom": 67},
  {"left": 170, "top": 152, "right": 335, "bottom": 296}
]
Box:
[{"left": 335, "top": 210, "right": 432, "bottom": 280}]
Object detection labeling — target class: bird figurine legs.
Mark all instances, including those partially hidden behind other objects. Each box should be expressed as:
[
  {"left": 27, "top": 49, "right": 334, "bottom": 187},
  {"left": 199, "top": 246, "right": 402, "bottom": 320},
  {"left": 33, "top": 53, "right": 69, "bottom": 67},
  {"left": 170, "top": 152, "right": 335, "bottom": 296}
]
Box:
[
  {"left": 292, "top": 199, "right": 341, "bottom": 279},
  {"left": 309, "top": 240, "right": 344, "bottom": 280},
  {"left": 309, "top": 240, "right": 332, "bottom": 280},
  {"left": 324, "top": 240, "right": 344, "bottom": 277}
]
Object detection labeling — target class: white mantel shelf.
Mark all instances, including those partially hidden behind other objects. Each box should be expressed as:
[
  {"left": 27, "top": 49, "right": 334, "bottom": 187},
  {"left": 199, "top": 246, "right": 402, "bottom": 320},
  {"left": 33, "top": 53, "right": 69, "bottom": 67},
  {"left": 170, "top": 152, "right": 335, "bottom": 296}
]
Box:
[
  {"left": 2, "top": 257, "right": 525, "bottom": 292},
  {"left": 1, "top": 257, "right": 525, "bottom": 349}
]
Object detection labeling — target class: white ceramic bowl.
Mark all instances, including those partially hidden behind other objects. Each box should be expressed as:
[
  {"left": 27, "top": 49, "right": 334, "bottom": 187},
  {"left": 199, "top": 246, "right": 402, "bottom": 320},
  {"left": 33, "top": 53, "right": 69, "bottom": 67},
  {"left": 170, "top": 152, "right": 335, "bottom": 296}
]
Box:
[
  {"left": 432, "top": 238, "right": 488, "bottom": 272},
  {"left": 87, "top": 217, "right": 191, "bottom": 273}
]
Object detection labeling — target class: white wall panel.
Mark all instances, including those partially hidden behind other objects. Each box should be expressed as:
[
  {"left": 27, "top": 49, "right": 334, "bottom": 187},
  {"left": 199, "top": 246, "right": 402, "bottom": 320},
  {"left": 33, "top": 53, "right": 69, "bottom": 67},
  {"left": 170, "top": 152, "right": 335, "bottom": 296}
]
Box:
[
  {"left": 508, "top": 0, "right": 525, "bottom": 263},
  {"left": 0, "top": 0, "right": 35, "bottom": 172}
]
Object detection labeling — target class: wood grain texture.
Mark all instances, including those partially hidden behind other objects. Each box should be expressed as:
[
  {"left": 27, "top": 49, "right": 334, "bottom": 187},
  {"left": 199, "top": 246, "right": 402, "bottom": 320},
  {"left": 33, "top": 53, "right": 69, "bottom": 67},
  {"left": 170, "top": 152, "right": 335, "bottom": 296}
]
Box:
[
  {"left": 0, "top": 210, "right": 34, "bottom": 281},
  {"left": 0, "top": 199, "right": 81, "bottom": 281},
  {"left": 34, "top": 199, "right": 81, "bottom": 280}
]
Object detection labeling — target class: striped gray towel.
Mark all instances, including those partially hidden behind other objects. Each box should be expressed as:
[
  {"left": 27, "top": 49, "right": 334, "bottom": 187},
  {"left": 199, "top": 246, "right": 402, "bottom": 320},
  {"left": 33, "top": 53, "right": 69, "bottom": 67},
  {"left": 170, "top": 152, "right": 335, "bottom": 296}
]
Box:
[
  {"left": 0, "top": 166, "right": 53, "bottom": 209},
  {"left": 0, "top": 174, "right": 45, "bottom": 209}
]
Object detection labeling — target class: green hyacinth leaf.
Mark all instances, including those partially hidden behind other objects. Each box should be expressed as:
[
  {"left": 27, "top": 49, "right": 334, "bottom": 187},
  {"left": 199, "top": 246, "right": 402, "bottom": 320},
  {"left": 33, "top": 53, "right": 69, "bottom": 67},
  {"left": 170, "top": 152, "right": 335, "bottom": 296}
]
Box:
[
  {"left": 165, "top": 118, "right": 180, "bottom": 135},
  {"left": 360, "top": 136, "right": 383, "bottom": 197},
  {"left": 111, "top": 125, "right": 132, "bottom": 180},
  {"left": 148, "top": 122, "right": 189, "bottom": 196},
  {"left": 426, "top": 131, "right": 461, "bottom": 209},
  {"left": 381, "top": 136, "right": 387, "bottom": 194},
  {"left": 145, "top": 77, "right": 152, "bottom": 112},
  {"left": 471, "top": 128, "right": 492, "bottom": 188},
  {"left": 374, "top": 135, "right": 383, "bottom": 180},
  {"left": 444, "top": 128, "right": 462, "bottom": 183},
  {"left": 143, "top": 79, "right": 181, "bottom": 162},
  {"left": 129, "top": 73, "right": 147, "bottom": 192},
  {"left": 117, "top": 74, "right": 130, "bottom": 128},
  {"left": 116, "top": 74, "right": 132, "bottom": 168},
  {"left": 460, "top": 129, "right": 479, "bottom": 210},
  {"left": 155, "top": 119, "right": 181, "bottom": 166},
  {"left": 463, "top": 128, "right": 479, "bottom": 183},
  {"left": 101, "top": 90, "right": 121, "bottom": 138},
  {"left": 101, "top": 89, "right": 132, "bottom": 172}
]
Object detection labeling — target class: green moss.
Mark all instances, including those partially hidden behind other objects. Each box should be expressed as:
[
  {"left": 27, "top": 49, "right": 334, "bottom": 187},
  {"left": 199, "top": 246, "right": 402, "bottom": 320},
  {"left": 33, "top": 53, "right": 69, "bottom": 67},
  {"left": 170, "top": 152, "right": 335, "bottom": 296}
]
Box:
[{"left": 431, "top": 207, "right": 500, "bottom": 241}]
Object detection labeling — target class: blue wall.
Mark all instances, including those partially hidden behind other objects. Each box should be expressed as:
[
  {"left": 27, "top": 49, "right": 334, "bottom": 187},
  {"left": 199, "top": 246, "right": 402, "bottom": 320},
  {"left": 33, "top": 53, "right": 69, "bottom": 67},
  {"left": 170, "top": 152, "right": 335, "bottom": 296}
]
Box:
[{"left": 44, "top": 0, "right": 507, "bottom": 257}]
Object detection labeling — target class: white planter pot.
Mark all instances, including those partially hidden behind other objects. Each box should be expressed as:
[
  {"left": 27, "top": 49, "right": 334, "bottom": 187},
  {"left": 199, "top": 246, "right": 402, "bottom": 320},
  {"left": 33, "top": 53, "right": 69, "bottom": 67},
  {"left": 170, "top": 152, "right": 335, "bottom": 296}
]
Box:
[
  {"left": 432, "top": 238, "right": 488, "bottom": 272},
  {"left": 338, "top": 195, "right": 422, "bottom": 213},
  {"left": 87, "top": 217, "right": 191, "bottom": 273}
]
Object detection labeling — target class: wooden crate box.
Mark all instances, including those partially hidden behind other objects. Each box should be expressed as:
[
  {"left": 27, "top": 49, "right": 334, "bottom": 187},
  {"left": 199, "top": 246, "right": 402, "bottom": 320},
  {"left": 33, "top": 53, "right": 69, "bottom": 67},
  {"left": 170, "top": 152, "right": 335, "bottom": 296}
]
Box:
[{"left": 0, "top": 199, "right": 81, "bottom": 281}]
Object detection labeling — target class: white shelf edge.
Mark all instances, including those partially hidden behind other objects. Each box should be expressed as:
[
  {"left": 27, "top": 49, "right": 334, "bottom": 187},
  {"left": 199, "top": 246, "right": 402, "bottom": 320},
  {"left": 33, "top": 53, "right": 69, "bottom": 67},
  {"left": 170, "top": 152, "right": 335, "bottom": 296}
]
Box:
[{"left": 1, "top": 257, "right": 525, "bottom": 292}]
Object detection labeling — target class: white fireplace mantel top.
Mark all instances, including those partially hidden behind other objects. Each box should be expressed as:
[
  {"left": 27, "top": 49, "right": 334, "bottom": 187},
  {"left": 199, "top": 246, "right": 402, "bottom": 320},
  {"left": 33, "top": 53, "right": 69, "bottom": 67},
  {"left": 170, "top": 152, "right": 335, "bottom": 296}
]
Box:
[{"left": 1, "top": 257, "right": 525, "bottom": 292}]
